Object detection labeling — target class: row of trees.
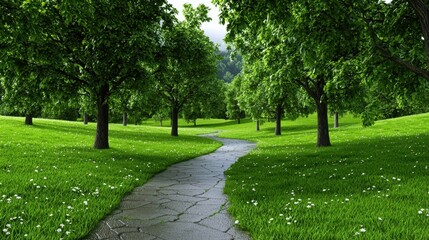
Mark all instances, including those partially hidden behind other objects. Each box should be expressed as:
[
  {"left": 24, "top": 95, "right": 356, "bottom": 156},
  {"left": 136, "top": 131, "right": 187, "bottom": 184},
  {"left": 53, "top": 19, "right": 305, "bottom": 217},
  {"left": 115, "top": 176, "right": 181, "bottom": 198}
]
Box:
[
  {"left": 0, "top": 1, "right": 225, "bottom": 149},
  {"left": 3, "top": 1, "right": 429, "bottom": 149},
  {"left": 215, "top": 0, "right": 429, "bottom": 147}
]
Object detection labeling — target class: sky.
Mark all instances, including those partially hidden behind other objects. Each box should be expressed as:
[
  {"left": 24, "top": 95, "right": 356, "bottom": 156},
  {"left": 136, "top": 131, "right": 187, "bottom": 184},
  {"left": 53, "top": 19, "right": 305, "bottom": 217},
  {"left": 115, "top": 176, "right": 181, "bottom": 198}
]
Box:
[{"left": 168, "top": 0, "right": 228, "bottom": 50}]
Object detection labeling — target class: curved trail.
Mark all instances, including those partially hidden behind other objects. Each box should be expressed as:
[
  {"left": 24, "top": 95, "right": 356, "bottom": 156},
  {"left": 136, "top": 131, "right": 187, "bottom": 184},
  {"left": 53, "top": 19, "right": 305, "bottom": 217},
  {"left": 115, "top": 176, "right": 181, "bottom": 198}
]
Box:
[{"left": 86, "top": 134, "right": 256, "bottom": 240}]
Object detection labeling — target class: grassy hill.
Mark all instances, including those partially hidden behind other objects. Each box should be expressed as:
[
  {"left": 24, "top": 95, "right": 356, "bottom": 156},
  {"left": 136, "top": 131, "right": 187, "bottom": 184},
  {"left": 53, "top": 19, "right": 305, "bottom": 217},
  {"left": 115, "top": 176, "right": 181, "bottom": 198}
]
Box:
[
  {"left": 0, "top": 116, "right": 220, "bottom": 239},
  {"left": 1, "top": 113, "right": 428, "bottom": 239},
  {"left": 215, "top": 113, "right": 429, "bottom": 239}
]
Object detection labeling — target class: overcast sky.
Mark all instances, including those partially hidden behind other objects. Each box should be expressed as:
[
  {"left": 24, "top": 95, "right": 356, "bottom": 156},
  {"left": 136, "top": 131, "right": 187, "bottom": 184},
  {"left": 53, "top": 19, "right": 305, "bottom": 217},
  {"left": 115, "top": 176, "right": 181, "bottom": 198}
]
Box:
[{"left": 168, "top": 0, "right": 227, "bottom": 50}]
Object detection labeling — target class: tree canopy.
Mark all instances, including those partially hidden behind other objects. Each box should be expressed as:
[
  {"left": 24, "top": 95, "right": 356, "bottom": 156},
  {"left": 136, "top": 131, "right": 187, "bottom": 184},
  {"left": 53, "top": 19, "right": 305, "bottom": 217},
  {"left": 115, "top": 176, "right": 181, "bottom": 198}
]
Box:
[
  {"left": 154, "top": 3, "right": 221, "bottom": 136},
  {"left": 2, "top": 0, "right": 429, "bottom": 150},
  {"left": 214, "top": 0, "right": 429, "bottom": 146},
  {"left": 1, "top": 0, "right": 175, "bottom": 148}
]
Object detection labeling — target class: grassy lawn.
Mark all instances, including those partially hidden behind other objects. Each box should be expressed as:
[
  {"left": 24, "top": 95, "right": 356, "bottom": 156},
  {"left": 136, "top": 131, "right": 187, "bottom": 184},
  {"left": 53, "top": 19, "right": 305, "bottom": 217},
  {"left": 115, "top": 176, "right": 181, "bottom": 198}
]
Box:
[
  {"left": 1, "top": 113, "right": 428, "bottom": 239},
  {"left": 213, "top": 114, "right": 429, "bottom": 239},
  {"left": 0, "top": 116, "right": 221, "bottom": 239}
]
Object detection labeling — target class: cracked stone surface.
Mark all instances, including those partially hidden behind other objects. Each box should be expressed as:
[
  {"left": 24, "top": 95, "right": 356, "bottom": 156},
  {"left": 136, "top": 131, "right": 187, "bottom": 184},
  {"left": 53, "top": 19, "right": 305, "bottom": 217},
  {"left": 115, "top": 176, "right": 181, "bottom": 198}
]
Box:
[{"left": 85, "top": 134, "right": 256, "bottom": 240}]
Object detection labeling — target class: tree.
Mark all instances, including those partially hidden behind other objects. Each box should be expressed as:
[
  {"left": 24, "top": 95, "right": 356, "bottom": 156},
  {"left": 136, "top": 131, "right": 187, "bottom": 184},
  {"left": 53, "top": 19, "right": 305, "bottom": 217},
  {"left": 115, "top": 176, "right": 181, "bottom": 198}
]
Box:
[
  {"left": 1, "top": 72, "right": 45, "bottom": 125},
  {"left": 0, "top": 79, "right": 3, "bottom": 106},
  {"left": 238, "top": 58, "right": 283, "bottom": 134},
  {"left": 214, "top": 0, "right": 365, "bottom": 146},
  {"left": 42, "top": 95, "right": 80, "bottom": 121},
  {"left": 237, "top": 64, "right": 269, "bottom": 131},
  {"left": 2, "top": 0, "right": 174, "bottom": 149},
  {"left": 155, "top": 4, "right": 219, "bottom": 136},
  {"left": 226, "top": 76, "right": 245, "bottom": 124},
  {"left": 110, "top": 86, "right": 154, "bottom": 125},
  {"left": 352, "top": 1, "right": 429, "bottom": 123},
  {"left": 362, "top": 1, "right": 429, "bottom": 82},
  {"left": 183, "top": 78, "right": 226, "bottom": 126},
  {"left": 325, "top": 58, "right": 367, "bottom": 128},
  {"left": 359, "top": 54, "right": 429, "bottom": 123},
  {"left": 78, "top": 92, "right": 96, "bottom": 125},
  {"left": 153, "top": 106, "right": 170, "bottom": 127},
  {"left": 239, "top": 56, "right": 313, "bottom": 135},
  {"left": 1, "top": 1, "right": 47, "bottom": 125},
  {"left": 111, "top": 88, "right": 133, "bottom": 126}
]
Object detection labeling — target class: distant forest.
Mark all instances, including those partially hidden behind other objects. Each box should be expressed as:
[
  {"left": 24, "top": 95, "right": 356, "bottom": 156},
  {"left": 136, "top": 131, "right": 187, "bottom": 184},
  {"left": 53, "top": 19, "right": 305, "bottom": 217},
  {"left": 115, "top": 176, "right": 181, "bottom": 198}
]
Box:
[{"left": 217, "top": 50, "right": 242, "bottom": 83}]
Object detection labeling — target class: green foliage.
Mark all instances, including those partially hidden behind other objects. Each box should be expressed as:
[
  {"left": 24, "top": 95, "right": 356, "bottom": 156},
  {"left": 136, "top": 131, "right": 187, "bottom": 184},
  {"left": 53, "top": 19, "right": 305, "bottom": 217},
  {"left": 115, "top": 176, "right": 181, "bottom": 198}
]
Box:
[
  {"left": 182, "top": 79, "right": 227, "bottom": 123},
  {"left": 214, "top": 0, "right": 429, "bottom": 144},
  {"left": 109, "top": 87, "right": 154, "bottom": 125},
  {"left": 1, "top": 0, "right": 175, "bottom": 147},
  {"left": 154, "top": 3, "right": 221, "bottom": 135},
  {"left": 363, "top": 0, "right": 429, "bottom": 80},
  {"left": 152, "top": 106, "right": 170, "bottom": 127},
  {"left": 78, "top": 94, "right": 96, "bottom": 121},
  {"left": 236, "top": 63, "right": 270, "bottom": 123},
  {"left": 0, "top": 116, "right": 220, "bottom": 239},
  {"left": 347, "top": 0, "right": 429, "bottom": 123},
  {"left": 182, "top": 3, "right": 211, "bottom": 28},
  {"left": 41, "top": 98, "right": 80, "bottom": 121},
  {"left": 217, "top": 50, "right": 243, "bottom": 83},
  {"left": 0, "top": 73, "right": 44, "bottom": 119},
  {"left": 214, "top": 0, "right": 365, "bottom": 145},
  {"left": 225, "top": 76, "right": 245, "bottom": 123}
]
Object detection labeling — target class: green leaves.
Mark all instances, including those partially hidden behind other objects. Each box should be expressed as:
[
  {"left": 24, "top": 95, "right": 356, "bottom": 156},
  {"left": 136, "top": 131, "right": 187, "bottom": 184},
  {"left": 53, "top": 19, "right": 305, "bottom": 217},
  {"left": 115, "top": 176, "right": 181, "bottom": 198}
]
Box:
[
  {"left": 153, "top": 3, "right": 221, "bottom": 134},
  {"left": 1, "top": 0, "right": 176, "bottom": 146},
  {"left": 183, "top": 3, "right": 212, "bottom": 28}
]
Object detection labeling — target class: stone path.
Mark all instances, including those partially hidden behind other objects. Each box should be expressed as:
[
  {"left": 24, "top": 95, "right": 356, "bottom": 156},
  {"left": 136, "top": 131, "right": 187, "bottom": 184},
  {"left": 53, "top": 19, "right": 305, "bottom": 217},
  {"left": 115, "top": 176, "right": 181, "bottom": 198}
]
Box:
[{"left": 85, "top": 134, "right": 256, "bottom": 240}]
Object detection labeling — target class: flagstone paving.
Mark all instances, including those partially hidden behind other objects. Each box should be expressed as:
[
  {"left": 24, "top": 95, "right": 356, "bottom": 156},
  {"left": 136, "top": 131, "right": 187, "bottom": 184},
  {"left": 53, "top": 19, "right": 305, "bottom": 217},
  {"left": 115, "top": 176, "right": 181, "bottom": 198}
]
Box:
[{"left": 85, "top": 134, "right": 256, "bottom": 240}]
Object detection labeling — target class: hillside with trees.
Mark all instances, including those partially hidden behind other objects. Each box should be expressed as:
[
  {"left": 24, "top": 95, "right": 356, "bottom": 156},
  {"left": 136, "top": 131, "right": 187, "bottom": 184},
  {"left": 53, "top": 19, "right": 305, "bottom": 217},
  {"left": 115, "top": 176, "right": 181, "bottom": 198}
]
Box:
[
  {"left": 0, "top": 1, "right": 225, "bottom": 147},
  {"left": 214, "top": 0, "right": 429, "bottom": 146},
  {"left": 217, "top": 50, "right": 242, "bottom": 83},
  {"left": 1, "top": 0, "right": 429, "bottom": 148}
]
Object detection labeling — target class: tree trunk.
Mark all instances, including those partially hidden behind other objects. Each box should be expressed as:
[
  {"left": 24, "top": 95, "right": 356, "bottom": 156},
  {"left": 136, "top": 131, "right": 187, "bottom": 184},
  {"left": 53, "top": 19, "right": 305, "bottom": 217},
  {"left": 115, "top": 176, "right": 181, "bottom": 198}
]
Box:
[
  {"left": 94, "top": 84, "right": 110, "bottom": 149},
  {"left": 171, "top": 105, "right": 179, "bottom": 137},
  {"left": 237, "top": 117, "right": 241, "bottom": 124},
  {"left": 25, "top": 115, "right": 33, "bottom": 125},
  {"left": 160, "top": 118, "right": 163, "bottom": 127},
  {"left": 316, "top": 102, "right": 331, "bottom": 147},
  {"left": 84, "top": 112, "right": 89, "bottom": 125},
  {"left": 275, "top": 104, "right": 282, "bottom": 135},
  {"left": 122, "top": 111, "right": 127, "bottom": 126},
  {"left": 256, "top": 119, "right": 260, "bottom": 131},
  {"left": 193, "top": 119, "right": 196, "bottom": 127},
  {"left": 334, "top": 111, "right": 339, "bottom": 128}
]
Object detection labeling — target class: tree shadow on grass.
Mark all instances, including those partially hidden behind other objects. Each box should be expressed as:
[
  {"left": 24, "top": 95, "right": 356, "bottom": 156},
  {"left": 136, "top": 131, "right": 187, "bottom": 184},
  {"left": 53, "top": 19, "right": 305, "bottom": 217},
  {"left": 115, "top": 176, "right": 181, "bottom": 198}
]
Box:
[
  {"left": 258, "top": 121, "right": 358, "bottom": 136},
  {"left": 182, "top": 119, "right": 252, "bottom": 128},
  {"left": 55, "top": 141, "right": 218, "bottom": 175},
  {"left": 31, "top": 121, "right": 95, "bottom": 137},
  {"left": 236, "top": 132, "right": 429, "bottom": 197},
  {"left": 31, "top": 121, "right": 217, "bottom": 146}
]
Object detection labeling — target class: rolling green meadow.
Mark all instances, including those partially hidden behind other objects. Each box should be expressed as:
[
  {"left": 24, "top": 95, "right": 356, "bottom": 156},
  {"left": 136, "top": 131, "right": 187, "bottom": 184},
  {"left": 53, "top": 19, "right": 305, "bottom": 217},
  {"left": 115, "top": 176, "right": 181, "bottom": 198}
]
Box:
[
  {"left": 0, "top": 113, "right": 428, "bottom": 239},
  {"left": 217, "top": 114, "right": 429, "bottom": 239},
  {"left": 0, "top": 116, "right": 220, "bottom": 239}
]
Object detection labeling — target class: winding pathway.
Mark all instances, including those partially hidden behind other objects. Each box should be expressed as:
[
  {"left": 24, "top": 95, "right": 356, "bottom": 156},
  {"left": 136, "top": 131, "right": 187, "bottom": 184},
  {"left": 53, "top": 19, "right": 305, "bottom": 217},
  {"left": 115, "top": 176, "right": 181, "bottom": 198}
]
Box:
[{"left": 86, "top": 134, "right": 256, "bottom": 240}]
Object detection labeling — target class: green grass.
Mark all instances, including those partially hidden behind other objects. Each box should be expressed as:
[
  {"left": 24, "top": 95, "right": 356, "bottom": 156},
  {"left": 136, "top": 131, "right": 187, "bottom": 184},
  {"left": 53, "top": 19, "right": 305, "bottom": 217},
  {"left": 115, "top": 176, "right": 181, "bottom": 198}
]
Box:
[
  {"left": 0, "top": 116, "right": 221, "bottom": 239},
  {"left": 1, "top": 113, "right": 429, "bottom": 239},
  {"left": 212, "top": 114, "right": 429, "bottom": 239}
]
